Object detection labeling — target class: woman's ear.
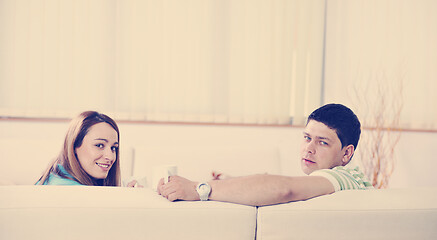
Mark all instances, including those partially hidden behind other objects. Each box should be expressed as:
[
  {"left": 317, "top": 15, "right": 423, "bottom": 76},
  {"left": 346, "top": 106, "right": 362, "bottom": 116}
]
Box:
[{"left": 342, "top": 145, "right": 355, "bottom": 166}]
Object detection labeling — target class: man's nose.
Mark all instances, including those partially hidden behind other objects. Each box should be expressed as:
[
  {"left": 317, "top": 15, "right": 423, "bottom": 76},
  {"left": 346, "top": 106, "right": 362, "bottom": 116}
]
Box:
[{"left": 305, "top": 141, "right": 316, "bottom": 154}]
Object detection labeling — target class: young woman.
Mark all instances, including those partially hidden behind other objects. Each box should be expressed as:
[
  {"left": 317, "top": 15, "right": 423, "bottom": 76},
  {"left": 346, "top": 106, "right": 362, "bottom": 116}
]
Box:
[{"left": 37, "top": 111, "right": 134, "bottom": 186}]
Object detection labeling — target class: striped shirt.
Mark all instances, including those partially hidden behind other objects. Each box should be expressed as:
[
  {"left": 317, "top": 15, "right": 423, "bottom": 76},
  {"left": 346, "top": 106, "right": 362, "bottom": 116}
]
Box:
[{"left": 310, "top": 166, "right": 373, "bottom": 191}]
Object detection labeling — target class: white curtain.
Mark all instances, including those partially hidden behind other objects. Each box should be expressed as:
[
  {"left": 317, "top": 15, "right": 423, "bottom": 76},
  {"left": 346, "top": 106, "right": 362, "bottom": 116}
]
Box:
[
  {"left": 0, "top": 0, "right": 325, "bottom": 125},
  {"left": 324, "top": 0, "right": 437, "bottom": 130},
  {"left": 0, "top": 0, "right": 116, "bottom": 118}
]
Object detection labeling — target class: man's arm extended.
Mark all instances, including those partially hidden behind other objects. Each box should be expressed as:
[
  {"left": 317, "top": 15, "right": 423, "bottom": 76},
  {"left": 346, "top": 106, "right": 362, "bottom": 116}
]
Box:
[{"left": 157, "top": 174, "right": 335, "bottom": 206}]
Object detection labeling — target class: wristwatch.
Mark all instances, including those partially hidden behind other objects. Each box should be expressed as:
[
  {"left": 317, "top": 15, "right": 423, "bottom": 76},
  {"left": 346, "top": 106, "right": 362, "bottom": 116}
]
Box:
[{"left": 196, "top": 182, "right": 211, "bottom": 201}]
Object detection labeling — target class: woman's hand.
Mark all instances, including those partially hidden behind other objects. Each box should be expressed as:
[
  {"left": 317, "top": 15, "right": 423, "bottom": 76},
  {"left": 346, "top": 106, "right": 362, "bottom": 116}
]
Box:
[{"left": 126, "top": 179, "right": 144, "bottom": 188}]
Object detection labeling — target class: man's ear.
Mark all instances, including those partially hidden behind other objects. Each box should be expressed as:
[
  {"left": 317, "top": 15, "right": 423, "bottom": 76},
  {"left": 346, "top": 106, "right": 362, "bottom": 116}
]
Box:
[{"left": 342, "top": 145, "right": 355, "bottom": 166}]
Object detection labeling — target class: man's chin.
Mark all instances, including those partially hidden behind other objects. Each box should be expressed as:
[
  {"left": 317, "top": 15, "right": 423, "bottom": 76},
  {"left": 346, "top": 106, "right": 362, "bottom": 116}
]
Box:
[
  {"left": 301, "top": 161, "right": 318, "bottom": 175},
  {"left": 301, "top": 166, "right": 313, "bottom": 175}
]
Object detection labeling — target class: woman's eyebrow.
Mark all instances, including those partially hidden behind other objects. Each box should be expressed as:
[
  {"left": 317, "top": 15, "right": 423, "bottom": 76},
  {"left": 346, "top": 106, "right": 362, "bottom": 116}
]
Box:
[
  {"left": 95, "top": 138, "right": 119, "bottom": 145},
  {"left": 94, "top": 138, "right": 108, "bottom": 142}
]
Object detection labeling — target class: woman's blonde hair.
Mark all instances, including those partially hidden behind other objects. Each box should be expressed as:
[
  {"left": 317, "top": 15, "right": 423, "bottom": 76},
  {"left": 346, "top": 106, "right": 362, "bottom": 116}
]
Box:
[{"left": 37, "top": 111, "right": 121, "bottom": 186}]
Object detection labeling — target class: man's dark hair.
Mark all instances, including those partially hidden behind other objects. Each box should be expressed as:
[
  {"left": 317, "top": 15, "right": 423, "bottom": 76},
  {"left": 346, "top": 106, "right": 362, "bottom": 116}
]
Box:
[{"left": 307, "top": 103, "right": 361, "bottom": 150}]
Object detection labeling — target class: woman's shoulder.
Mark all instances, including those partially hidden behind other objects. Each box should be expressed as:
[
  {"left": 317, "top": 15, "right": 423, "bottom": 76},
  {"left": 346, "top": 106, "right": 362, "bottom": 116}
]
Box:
[
  {"left": 45, "top": 174, "right": 82, "bottom": 186},
  {"left": 41, "top": 164, "right": 83, "bottom": 185}
]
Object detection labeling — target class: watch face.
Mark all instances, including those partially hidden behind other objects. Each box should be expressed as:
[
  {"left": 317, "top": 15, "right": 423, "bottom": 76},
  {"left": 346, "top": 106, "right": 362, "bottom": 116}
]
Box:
[
  {"left": 199, "top": 184, "right": 208, "bottom": 192},
  {"left": 197, "top": 183, "right": 211, "bottom": 200}
]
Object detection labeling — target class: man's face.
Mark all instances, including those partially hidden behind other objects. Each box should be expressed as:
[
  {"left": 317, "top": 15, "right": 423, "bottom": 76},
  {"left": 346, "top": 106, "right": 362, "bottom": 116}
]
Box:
[{"left": 300, "top": 120, "right": 348, "bottom": 175}]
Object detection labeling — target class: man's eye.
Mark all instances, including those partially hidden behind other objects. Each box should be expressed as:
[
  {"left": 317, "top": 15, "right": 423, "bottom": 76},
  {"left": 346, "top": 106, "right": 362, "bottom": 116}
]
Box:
[
  {"left": 320, "top": 141, "right": 328, "bottom": 146},
  {"left": 304, "top": 136, "right": 311, "bottom": 141}
]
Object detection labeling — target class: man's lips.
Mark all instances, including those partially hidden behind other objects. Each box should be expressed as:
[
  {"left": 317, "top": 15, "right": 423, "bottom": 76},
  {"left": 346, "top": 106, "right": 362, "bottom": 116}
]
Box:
[{"left": 302, "top": 158, "right": 315, "bottom": 164}]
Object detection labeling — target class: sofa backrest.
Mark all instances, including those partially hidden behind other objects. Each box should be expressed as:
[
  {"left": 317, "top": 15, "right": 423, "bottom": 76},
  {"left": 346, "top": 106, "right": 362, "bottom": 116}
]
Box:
[
  {"left": 257, "top": 187, "right": 437, "bottom": 240},
  {"left": 0, "top": 185, "right": 257, "bottom": 240}
]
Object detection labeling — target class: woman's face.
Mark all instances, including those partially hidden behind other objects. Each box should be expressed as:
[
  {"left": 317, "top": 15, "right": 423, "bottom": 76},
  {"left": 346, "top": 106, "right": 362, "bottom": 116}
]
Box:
[{"left": 75, "top": 122, "right": 119, "bottom": 179}]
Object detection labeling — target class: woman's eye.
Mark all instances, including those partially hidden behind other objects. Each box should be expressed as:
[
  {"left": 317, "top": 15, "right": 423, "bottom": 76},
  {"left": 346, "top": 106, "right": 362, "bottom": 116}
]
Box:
[
  {"left": 304, "top": 136, "right": 311, "bottom": 141},
  {"left": 111, "top": 146, "right": 118, "bottom": 152},
  {"left": 320, "top": 141, "right": 328, "bottom": 146},
  {"left": 96, "top": 144, "right": 104, "bottom": 148}
]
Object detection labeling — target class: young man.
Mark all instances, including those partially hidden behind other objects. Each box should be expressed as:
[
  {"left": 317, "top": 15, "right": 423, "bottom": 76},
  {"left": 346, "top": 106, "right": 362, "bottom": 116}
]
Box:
[{"left": 157, "top": 104, "right": 373, "bottom": 206}]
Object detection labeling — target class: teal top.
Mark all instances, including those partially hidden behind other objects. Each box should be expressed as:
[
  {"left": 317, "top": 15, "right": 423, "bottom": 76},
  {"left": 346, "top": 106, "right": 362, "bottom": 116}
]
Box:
[{"left": 38, "top": 164, "right": 82, "bottom": 186}]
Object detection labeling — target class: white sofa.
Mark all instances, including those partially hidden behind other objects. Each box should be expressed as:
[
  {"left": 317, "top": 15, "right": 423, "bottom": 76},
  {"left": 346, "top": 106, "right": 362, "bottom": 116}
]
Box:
[{"left": 1, "top": 186, "right": 436, "bottom": 240}]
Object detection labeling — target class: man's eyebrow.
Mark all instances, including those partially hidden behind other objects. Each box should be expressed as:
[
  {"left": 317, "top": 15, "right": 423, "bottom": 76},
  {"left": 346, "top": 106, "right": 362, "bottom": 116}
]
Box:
[
  {"left": 303, "top": 132, "right": 331, "bottom": 141},
  {"left": 318, "top": 136, "right": 331, "bottom": 141}
]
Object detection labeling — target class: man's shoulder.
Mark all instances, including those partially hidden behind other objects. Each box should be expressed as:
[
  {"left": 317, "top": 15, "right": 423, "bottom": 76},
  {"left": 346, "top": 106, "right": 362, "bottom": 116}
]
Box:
[{"left": 310, "top": 166, "right": 373, "bottom": 191}]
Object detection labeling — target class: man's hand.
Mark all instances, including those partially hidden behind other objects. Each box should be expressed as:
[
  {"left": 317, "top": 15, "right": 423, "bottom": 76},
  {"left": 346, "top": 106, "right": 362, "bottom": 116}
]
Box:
[{"left": 157, "top": 175, "right": 200, "bottom": 202}]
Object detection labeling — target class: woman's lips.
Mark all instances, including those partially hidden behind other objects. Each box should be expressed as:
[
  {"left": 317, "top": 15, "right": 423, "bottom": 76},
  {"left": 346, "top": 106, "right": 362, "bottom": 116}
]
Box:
[{"left": 96, "top": 162, "right": 111, "bottom": 171}]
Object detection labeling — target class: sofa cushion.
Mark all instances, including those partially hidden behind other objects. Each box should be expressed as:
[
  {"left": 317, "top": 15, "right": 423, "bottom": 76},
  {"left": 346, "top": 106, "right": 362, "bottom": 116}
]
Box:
[
  {"left": 0, "top": 185, "right": 256, "bottom": 240},
  {"left": 257, "top": 187, "right": 437, "bottom": 240}
]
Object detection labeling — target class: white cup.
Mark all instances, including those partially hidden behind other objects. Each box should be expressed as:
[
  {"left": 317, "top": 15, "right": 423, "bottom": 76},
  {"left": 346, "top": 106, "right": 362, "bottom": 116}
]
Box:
[
  {"left": 122, "top": 176, "right": 147, "bottom": 188},
  {"left": 151, "top": 165, "right": 178, "bottom": 191}
]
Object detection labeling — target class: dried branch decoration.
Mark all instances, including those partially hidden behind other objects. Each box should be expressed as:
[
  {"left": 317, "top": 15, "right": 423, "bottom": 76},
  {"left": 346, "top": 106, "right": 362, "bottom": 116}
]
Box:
[{"left": 350, "top": 69, "right": 404, "bottom": 188}]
